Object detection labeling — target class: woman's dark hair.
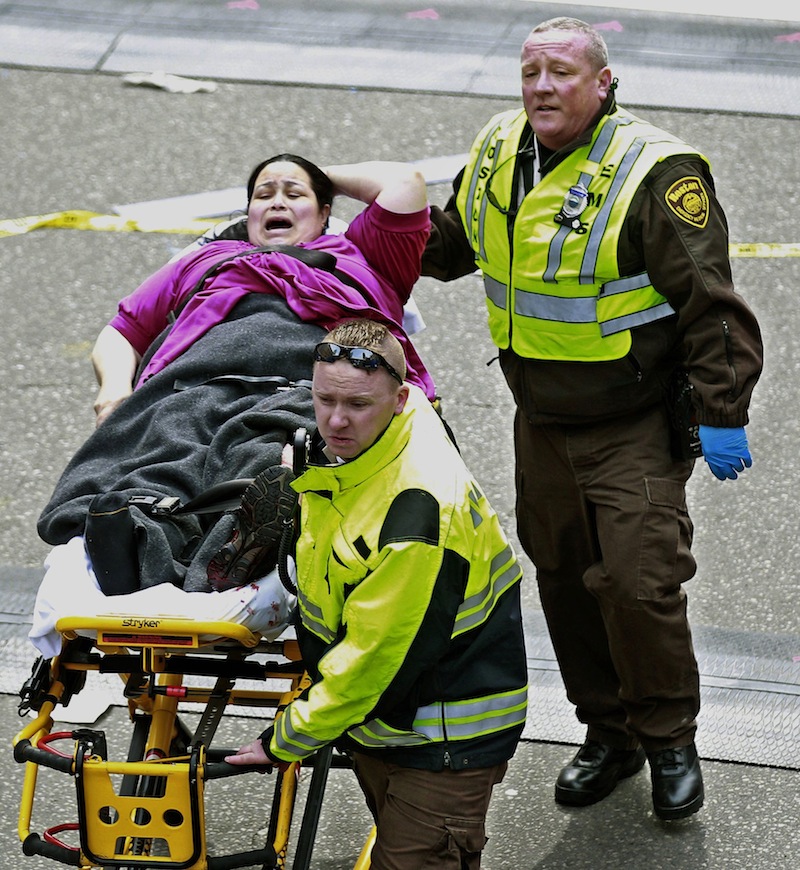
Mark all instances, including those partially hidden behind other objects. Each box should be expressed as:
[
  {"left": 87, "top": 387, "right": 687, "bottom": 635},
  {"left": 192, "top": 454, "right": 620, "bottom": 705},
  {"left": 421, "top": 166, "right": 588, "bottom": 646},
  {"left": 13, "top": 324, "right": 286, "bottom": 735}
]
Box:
[
  {"left": 246, "top": 153, "right": 334, "bottom": 211},
  {"left": 213, "top": 154, "right": 334, "bottom": 243}
]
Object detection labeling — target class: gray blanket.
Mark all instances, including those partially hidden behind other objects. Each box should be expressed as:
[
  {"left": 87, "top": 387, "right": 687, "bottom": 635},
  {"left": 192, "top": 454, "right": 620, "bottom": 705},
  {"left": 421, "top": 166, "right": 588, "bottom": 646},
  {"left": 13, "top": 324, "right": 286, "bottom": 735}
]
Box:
[{"left": 38, "top": 295, "right": 323, "bottom": 591}]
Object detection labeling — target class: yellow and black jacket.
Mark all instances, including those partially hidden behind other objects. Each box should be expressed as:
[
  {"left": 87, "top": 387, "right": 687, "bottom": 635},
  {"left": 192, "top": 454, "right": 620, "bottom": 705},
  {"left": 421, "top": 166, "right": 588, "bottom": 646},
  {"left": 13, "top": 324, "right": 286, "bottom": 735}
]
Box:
[{"left": 260, "top": 385, "right": 527, "bottom": 770}]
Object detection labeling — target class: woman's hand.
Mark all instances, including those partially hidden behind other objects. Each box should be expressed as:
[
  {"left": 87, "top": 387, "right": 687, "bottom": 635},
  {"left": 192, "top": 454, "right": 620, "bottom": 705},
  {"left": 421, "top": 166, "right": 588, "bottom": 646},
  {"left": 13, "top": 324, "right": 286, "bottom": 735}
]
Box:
[
  {"left": 93, "top": 388, "right": 132, "bottom": 427},
  {"left": 324, "top": 162, "right": 427, "bottom": 214}
]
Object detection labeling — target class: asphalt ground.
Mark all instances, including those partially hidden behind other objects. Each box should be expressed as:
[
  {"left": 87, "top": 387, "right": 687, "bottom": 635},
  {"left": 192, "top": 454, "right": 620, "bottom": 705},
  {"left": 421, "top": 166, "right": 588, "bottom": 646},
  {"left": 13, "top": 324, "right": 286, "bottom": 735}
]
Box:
[{"left": 2, "top": 1, "right": 800, "bottom": 868}]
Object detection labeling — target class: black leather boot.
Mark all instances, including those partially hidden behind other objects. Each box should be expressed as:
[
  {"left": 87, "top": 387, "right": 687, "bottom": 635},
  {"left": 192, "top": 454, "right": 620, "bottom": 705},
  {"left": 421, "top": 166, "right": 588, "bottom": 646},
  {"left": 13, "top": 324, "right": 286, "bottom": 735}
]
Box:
[
  {"left": 648, "top": 742, "right": 704, "bottom": 820},
  {"left": 555, "top": 740, "right": 646, "bottom": 806}
]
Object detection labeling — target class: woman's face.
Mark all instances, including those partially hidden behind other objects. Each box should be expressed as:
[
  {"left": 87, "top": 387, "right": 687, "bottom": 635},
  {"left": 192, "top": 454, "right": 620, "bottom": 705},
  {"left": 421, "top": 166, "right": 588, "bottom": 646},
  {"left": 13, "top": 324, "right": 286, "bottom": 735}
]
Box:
[{"left": 247, "top": 161, "right": 331, "bottom": 247}]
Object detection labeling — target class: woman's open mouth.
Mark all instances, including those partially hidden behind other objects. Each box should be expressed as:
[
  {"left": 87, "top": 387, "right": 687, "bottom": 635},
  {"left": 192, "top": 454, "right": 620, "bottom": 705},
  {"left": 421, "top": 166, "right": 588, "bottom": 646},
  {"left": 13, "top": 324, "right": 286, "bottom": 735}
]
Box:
[{"left": 265, "top": 217, "right": 293, "bottom": 231}]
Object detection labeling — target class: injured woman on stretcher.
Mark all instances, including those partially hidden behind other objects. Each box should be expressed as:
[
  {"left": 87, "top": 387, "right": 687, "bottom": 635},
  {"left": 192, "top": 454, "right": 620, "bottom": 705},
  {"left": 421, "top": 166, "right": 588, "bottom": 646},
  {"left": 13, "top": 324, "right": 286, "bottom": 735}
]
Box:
[{"left": 29, "top": 155, "right": 434, "bottom": 659}]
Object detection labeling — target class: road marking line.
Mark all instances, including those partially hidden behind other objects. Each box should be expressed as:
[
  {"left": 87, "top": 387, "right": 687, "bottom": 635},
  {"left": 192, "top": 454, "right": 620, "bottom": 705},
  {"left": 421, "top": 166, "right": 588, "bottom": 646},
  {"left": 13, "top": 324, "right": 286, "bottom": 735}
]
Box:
[{"left": 2, "top": 210, "right": 799, "bottom": 258}]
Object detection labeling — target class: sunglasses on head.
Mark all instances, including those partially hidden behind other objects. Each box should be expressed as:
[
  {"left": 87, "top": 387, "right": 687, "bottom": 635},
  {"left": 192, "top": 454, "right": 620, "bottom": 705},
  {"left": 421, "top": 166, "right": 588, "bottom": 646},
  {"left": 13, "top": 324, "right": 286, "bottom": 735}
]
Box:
[{"left": 313, "top": 342, "right": 404, "bottom": 384}]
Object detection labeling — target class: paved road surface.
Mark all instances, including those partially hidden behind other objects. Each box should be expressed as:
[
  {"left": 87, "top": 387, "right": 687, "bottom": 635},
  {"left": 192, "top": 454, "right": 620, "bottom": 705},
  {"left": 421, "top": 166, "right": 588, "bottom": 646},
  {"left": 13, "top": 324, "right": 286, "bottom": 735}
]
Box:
[{"left": 2, "top": 2, "right": 800, "bottom": 867}]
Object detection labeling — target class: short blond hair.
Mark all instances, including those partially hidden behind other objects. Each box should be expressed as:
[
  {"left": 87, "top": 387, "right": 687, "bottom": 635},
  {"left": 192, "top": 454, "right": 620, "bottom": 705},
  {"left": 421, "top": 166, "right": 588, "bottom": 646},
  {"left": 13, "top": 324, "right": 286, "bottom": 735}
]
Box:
[
  {"left": 322, "top": 320, "right": 407, "bottom": 382},
  {"left": 530, "top": 17, "right": 609, "bottom": 71}
]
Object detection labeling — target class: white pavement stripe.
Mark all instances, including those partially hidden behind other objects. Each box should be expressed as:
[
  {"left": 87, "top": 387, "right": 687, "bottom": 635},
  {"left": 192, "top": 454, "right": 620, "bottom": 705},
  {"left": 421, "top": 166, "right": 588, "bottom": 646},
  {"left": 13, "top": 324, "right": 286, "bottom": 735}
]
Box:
[{"left": 529, "top": 0, "right": 800, "bottom": 25}]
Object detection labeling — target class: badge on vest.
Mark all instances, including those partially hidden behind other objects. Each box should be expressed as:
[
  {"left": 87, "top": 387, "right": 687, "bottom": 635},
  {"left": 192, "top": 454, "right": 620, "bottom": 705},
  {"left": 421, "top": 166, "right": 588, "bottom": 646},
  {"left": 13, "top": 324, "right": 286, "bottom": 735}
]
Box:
[
  {"left": 664, "top": 176, "right": 709, "bottom": 228},
  {"left": 554, "top": 183, "right": 589, "bottom": 230}
]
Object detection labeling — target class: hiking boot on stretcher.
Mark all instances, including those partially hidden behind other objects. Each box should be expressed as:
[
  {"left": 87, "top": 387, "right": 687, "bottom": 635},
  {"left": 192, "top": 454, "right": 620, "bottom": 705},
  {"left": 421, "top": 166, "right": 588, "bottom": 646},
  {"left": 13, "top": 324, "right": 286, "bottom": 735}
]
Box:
[{"left": 206, "top": 465, "right": 297, "bottom": 591}]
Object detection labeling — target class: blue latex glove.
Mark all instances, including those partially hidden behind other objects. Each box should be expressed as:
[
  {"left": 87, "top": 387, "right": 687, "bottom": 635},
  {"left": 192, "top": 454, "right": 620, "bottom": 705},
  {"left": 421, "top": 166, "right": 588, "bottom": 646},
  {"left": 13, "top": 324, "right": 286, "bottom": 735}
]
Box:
[{"left": 698, "top": 425, "right": 752, "bottom": 481}]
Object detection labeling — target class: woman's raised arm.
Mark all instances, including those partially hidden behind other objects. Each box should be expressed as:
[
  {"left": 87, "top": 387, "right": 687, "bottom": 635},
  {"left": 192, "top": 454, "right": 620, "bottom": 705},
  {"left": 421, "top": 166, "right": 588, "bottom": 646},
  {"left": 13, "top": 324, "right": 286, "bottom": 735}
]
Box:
[{"left": 323, "top": 161, "right": 427, "bottom": 215}]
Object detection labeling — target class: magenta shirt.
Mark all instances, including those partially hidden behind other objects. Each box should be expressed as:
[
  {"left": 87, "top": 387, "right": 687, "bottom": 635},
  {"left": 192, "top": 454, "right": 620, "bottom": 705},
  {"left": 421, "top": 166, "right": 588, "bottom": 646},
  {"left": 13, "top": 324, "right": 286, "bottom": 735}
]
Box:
[{"left": 110, "top": 202, "right": 435, "bottom": 399}]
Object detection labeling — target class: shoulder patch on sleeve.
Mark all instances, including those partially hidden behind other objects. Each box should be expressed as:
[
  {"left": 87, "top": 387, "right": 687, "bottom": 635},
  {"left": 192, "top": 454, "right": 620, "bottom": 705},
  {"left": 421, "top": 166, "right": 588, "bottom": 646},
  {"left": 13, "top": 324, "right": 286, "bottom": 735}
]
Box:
[
  {"left": 664, "top": 176, "right": 709, "bottom": 228},
  {"left": 379, "top": 489, "right": 440, "bottom": 549}
]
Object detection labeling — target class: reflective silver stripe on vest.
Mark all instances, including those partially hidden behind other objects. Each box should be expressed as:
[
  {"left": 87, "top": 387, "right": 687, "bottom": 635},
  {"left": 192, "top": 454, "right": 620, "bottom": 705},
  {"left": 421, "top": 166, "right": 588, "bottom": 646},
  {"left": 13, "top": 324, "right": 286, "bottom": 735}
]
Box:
[
  {"left": 583, "top": 136, "right": 646, "bottom": 278},
  {"left": 543, "top": 116, "right": 625, "bottom": 284},
  {"left": 600, "top": 301, "right": 676, "bottom": 336},
  {"left": 590, "top": 113, "right": 629, "bottom": 158},
  {"left": 468, "top": 120, "right": 506, "bottom": 262},
  {"left": 584, "top": 123, "right": 683, "bottom": 279},
  {"left": 412, "top": 687, "right": 528, "bottom": 742},
  {"left": 276, "top": 711, "right": 328, "bottom": 757},
  {"left": 598, "top": 271, "right": 676, "bottom": 335},
  {"left": 484, "top": 274, "right": 507, "bottom": 310},
  {"left": 455, "top": 544, "right": 521, "bottom": 635},
  {"left": 298, "top": 588, "right": 336, "bottom": 643},
  {"left": 515, "top": 289, "right": 597, "bottom": 323},
  {"left": 601, "top": 271, "right": 653, "bottom": 296},
  {"left": 543, "top": 221, "right": 578, "bottom": 285}
]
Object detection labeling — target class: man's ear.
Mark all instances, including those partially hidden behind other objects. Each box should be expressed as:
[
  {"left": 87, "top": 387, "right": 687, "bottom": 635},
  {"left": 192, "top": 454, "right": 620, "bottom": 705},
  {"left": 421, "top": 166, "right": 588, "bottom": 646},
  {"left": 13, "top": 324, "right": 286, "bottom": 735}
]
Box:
[
  {"left": 598, "top": 66, "right": 613, "bottom": 99},
  {"left": 395, "top": 385, "right": 410, "bottom": 415}
]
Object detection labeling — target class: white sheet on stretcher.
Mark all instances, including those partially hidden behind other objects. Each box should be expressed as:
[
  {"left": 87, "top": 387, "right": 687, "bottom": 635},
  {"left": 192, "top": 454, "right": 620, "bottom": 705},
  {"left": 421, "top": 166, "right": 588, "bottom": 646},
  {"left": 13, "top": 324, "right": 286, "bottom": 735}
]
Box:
[{"left": 29, "top": 536, "right": 297, "bottom": 659}]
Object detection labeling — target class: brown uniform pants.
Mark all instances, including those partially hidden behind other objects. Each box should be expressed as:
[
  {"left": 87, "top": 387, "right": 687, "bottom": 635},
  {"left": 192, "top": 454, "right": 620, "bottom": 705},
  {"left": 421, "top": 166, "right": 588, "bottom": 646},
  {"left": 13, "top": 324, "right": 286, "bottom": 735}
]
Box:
[
  {"left": 514, "top": 403, "right": 700, "bottom": 750},
  {"left": 352, "top": 753, "right": 507, "bottom": 869}
]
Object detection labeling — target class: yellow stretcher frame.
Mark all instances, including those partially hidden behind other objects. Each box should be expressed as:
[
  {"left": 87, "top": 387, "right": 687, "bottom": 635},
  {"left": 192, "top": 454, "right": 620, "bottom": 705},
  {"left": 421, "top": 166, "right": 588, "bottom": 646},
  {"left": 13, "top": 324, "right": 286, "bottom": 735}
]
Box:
[{"left": 12, "top": 614, "right": 375, "bottom": 869}]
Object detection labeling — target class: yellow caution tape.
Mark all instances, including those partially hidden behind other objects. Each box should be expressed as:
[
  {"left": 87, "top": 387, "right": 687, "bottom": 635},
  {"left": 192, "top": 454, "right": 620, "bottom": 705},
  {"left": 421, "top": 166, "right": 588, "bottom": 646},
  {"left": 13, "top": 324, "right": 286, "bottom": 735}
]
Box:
[
  {"left": 2, "top": 211, "right": 800, "bottom": 259},
  {"left": 0, "top": 210, "right": 218, "bottom": 238},
  {"left": 729, "top": 242, "right": 800, "bottom": 258}
]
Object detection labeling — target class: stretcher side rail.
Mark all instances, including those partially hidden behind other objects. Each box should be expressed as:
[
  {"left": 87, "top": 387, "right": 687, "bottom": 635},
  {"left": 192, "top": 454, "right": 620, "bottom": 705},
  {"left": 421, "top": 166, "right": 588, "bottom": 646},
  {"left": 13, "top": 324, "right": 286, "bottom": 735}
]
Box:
[
  {"left": 55, "top": 615, "right": 267, "bottom": 650},
  {"left": 12, "top": 613, "right": 316, "bottom": 870},
  {"left": 14, "top": 731, "right": 286, "bottom": 869}
]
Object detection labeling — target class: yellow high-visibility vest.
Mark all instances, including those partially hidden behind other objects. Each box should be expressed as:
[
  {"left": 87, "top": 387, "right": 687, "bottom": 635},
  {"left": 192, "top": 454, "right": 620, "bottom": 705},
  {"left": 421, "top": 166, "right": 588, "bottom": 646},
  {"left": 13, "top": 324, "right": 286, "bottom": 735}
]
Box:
[{"left": 456, "top": 106, "right": 708, "bottom": 361}]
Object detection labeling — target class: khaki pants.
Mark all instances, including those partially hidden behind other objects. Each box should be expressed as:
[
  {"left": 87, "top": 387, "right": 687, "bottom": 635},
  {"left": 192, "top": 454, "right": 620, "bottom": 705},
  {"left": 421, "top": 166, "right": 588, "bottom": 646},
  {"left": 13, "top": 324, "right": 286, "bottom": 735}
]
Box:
[
  {"left": 352, "top": 753, "right": 507, "bottom": 870},
  {"left": 514, "top": 403, "right": 700, "bottom": 749}
]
